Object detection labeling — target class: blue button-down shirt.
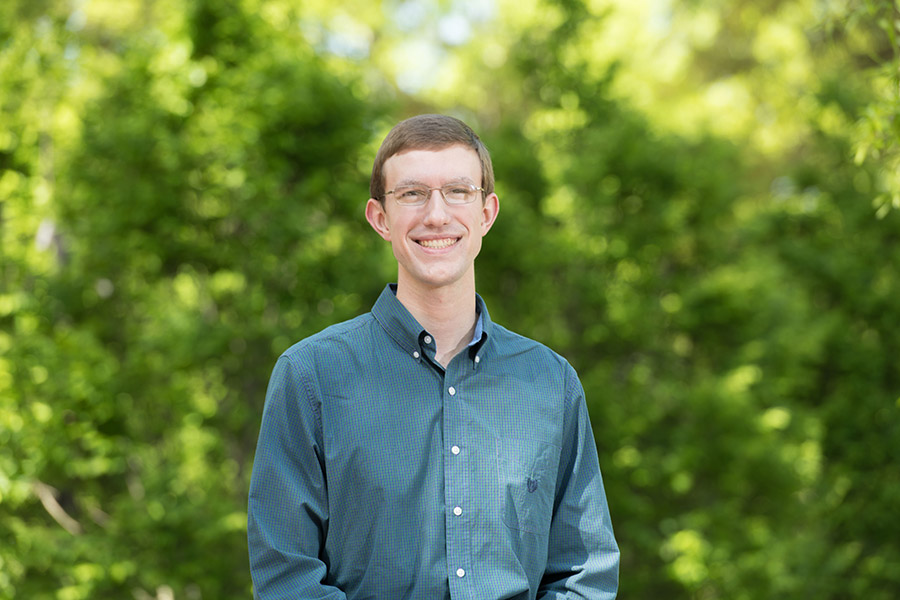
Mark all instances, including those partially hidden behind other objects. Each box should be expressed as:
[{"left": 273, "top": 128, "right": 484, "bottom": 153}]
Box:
[{"left": 248, "top": 284, "right": 619, "bottom": 599}]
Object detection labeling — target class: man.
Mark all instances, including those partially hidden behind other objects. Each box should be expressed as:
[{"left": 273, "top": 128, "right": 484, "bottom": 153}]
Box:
[{"left": 248, "top": 114, "right": 619, "bottom": 599}]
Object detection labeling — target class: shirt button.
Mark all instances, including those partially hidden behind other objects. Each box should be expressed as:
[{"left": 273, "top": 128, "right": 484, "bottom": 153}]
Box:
[
  {"left": 456, "top": 568, "right": 465, "bottom": 578},
  {"left": 453, "top": 506, "right": 462, "bottom": 516},
  {"left": 451, "top": 445, "right": 460, "bottom": 455},
  {"left": 474, "top": 355, "right": 480, "bottom": 364},
  {"left": 424, "top": 335, "right": 432, "bottom": 344},
  {"left": 413, "top": 351, "right": 420, "bottom": 359},
  {"left": 448, "top": 386, "right": 456, "bottom": 396}
]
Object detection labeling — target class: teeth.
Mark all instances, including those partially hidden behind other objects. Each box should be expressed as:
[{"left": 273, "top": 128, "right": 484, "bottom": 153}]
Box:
[{"left": 419, "top": 238, "right": 457, "bottom": 249}]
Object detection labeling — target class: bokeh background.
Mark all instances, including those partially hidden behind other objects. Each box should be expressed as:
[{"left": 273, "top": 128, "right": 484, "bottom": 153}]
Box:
[{"left": 2, "top": 0, "right": 899, "bottom": 598}]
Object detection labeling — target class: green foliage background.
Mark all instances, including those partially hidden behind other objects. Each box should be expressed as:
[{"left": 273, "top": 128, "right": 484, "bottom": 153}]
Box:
[{"left": 1, "top": 0, "right": 898, "bottom": 598}]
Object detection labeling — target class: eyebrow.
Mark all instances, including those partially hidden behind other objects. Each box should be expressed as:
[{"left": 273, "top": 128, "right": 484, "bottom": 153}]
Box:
[{"left": 394, "top": 176, "right": 477, "bottom": 187}]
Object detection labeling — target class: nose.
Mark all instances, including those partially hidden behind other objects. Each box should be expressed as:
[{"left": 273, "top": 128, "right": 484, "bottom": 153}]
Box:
[{"left": 422, "top": 188, "right": 451, "bottom": 226}]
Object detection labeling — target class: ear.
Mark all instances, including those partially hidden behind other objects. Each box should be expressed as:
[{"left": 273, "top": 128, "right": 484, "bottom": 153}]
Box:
[
  {"left": 365, "top": 198, "right": 392, "bottom": 241},
  {"left": 480, "top": 192, "right": 500, "bottom": 236}
]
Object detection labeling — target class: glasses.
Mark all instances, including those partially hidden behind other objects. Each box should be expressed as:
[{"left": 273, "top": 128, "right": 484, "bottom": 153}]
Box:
[{"left": 384, "top": 183, "right": 484, "bottom": 206}]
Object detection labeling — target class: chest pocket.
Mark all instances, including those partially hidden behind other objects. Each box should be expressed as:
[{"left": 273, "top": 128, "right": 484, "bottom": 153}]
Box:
[{"left": 498, "top": 437, "right": 561, "bottom": 534}]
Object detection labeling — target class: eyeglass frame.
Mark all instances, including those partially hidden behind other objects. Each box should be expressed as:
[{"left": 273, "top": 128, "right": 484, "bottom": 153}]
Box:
[{"left": 383, "top": 182, "right": 486, "bottom": 206}]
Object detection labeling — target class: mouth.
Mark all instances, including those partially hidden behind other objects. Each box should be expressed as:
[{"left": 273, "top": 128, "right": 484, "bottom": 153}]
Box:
[{"left": 416, "top": 237, "right": 459, "bottom": 249}]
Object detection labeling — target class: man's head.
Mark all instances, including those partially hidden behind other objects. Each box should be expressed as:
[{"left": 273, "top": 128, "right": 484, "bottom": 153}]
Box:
[
  {"left": 370, "top": 114, "right": 495, "bottom": 203},
  {"left": 365, "top": 115, "right": 500, "bottom": 295}
]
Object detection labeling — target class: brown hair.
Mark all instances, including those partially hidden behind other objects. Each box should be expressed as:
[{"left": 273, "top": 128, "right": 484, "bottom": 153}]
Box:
[{"left": 369, "top": 114, "right": 495, "bottom": 202}]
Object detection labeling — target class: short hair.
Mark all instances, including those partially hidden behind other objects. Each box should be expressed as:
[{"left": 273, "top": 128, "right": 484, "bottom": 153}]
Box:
[{"left": 370, "top": 114, "right": 495, "bottom": 202}]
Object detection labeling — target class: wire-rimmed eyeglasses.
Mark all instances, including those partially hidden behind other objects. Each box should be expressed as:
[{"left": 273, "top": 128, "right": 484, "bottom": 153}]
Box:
[{"left": 384, "top": 183, "right": 484, "bottom": 206}]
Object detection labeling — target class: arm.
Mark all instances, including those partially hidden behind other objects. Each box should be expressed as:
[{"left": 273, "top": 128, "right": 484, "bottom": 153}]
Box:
[
  {"left": 537, "top": 368, "right": 619, "bottom": 599},
  {"left": 248, "top": 354, "right": 347, "bottom": 600}
]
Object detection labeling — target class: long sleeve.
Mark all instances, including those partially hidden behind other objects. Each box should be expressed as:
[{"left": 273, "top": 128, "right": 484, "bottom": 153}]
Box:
[
  {"left": 248, "top": 354, "right": 347, "bottom": 600},
  {"left": 537, "top": 368, "right": 619, "bottom": 599}
]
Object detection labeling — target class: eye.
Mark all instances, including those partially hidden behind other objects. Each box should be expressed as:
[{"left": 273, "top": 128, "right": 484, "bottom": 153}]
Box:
[{"left": 397, "top": 187, "right": 427, "bottom": 199}]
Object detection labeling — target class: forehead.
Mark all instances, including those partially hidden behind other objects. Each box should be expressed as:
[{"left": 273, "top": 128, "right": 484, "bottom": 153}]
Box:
[{"left": 383, "top": 144, "right": 481, "bottom": 184}]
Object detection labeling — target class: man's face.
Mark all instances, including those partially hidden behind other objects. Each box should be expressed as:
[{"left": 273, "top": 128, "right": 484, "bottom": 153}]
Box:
[{"left": 365, "top": 144, "right": 499, "bottom": 294}]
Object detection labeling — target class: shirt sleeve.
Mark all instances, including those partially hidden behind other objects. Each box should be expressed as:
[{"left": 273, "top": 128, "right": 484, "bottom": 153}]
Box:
[
  {"left": 537, "top": 365, "right": 620, "bottom": 599},
  {"left": 248, "top": 353, "right": 347, "bottom": 600}
]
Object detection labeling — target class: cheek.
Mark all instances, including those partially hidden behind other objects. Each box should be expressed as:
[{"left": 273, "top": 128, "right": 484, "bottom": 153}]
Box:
[
  {"left": 470, "top": 234, "right": 483, "bottom": 256},
  {"left": 383, "top": 212, "right": 410, "bottom": 239}
]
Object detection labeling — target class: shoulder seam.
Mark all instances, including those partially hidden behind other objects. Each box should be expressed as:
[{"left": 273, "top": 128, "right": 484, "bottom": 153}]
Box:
[{"left": 281, "top": 313, "right": 375, "bottom": 358}]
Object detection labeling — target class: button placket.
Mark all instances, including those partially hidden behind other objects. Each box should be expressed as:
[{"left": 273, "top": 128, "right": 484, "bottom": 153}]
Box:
[
  {"left": 447, "top": 381, "right": 461, "bottom": 521},
  {"left": 444, "top": 365, "right": 470, "bottom": 596}
]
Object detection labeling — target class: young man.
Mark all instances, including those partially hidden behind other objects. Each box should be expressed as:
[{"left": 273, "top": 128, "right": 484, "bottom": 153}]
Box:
[{"left": 248, "top": 114, "right": 619, "bottom": 599}]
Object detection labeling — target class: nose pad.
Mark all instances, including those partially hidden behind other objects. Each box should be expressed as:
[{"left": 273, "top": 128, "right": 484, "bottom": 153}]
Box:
[{"left": 423, "top": 189, "right": 451, "bottom": 223}]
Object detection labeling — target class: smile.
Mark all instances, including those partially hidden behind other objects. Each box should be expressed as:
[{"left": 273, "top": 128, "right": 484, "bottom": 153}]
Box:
[{"left": 417, "top": 238, "right": 459, "bottom": 249}]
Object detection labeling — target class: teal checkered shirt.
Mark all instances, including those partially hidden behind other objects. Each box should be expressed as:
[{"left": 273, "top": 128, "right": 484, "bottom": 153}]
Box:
[{"left": 248, "top": 284, "right": 619, "bottom": 599}]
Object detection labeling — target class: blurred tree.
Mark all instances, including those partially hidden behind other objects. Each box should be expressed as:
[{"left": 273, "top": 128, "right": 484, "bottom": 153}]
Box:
[
  {"left": 2, "top": 0, "right": 899, "bottom": 598},
  {"left": 833, "top": 0, "right": 900, "bottom": 215},
  {"left": 388, "top": 0, "right": 900, "bottom": 597},
  {"left": 2, "top": 0, "right": 386, "bottom": 597}
]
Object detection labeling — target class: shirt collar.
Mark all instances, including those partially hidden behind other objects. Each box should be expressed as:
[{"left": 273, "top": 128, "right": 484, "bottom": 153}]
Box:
[
  {"left": 372, "top": 283, "right": 491, "bottom": 358},
  {"left": 469, "top": 309, "right": 484, "bottom": 347}
]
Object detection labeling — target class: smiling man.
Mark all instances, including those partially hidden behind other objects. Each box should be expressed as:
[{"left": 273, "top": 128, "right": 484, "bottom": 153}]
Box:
[{"left": 248, "top": 114, "right": 619, "bottom": 599}]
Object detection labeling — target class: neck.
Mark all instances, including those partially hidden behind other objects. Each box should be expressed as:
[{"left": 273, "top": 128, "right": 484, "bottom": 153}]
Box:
[{"left": 395, "top": 275, "right": 477, "bottom": 368}]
